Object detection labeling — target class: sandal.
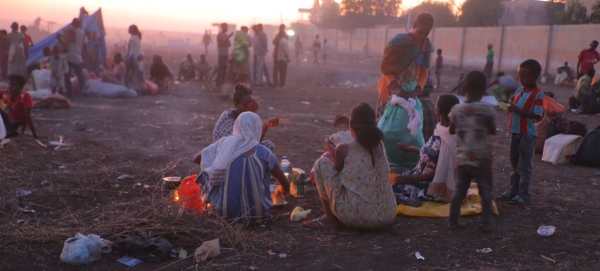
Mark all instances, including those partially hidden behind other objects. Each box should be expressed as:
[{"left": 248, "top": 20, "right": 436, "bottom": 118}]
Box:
[
  {"left": 509, "top": 195, "right": 526, "bottom": 205},
  {"left": 302, "top": 218, "right": 339, "bottom": 230},
  {"left": 497, "top": 191, "right": 515, "bottom": 200}
]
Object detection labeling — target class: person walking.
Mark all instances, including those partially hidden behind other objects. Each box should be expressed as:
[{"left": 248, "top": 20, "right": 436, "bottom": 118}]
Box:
[
  {"left": 272, "top": 24, "right": 285, "bottom": 87},
  {"left": 202, "top": 30, "right": 212, "bottom": 55},
  {"left": 216, "top": 23, "right": 232, "bottom": 88}
]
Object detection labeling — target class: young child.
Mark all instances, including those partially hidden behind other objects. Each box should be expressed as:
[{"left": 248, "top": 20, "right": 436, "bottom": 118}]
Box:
[
  {"left": 48, "top": 46, "right": 68, "bottom": 95},
  {"left": 1, "top": 74, "right": 38, "bottom": 138},
  {"left": 435, "top": 49, "right": 443, "bottom": 89},
  {"left": 448, "top": 71, "right": 496, "bottom": 232},
  {"left": 498, "top": 59, "right": 544, "bottom": 205}
]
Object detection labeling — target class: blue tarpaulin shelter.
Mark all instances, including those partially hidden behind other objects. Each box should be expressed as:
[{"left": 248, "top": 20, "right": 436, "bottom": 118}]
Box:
[{"left": 26, "top": 8, "right": 106, "bottom": 66}]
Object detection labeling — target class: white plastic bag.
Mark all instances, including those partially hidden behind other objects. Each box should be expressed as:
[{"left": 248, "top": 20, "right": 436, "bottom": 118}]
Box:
[
  {"left": 0, "top": 118, "right": 6, "bottom": 140},
  {"left": 542, "top": 134, "right": 583, "bottom": 165},
  {"left": 83, "top": 80, "right": 138, "bottom": 98},
  {"left": 27, "top": 89, "right": 52, "bottom": 100},
  {"left": 32, "top": 69, "right": 51, "bottom": 90},
  {"left": 60, "top": 233, "right": 104, "bottom": 265}
]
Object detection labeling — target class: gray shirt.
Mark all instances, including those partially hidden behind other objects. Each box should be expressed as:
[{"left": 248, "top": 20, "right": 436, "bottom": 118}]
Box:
[
  {"left": 217, "top": 32, "right": 231, "bottom": 57},
  {"left": 63, "top": 28, "right": 86, "bottom": 64}
]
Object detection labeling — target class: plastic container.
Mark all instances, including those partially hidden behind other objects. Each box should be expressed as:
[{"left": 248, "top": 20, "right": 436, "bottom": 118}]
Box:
[
  {"left": 280, "top": 156, "right": 291, "bottom": 176},
  {"left": 174, "top": 175, "right": 202, "bottom": 211}
]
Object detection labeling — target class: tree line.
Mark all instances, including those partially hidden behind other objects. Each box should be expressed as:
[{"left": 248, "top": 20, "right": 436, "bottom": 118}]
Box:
[{"left": 310, "top": 0, "right": 600, "bottom": 29}]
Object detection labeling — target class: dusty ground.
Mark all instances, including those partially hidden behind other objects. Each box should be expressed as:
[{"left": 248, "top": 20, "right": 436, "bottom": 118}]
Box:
[{"left": 1, "top": 53, "right": 600, "bottom": 271}]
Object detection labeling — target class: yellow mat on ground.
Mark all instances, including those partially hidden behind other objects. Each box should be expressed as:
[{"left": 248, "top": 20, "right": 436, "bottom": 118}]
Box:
[{"left": 394, "top": 179, "right": 499, "bottom": 217}]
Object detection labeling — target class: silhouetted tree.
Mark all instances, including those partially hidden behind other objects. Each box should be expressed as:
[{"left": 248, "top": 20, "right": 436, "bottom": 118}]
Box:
[
  {"left": 589, "top": 0, "right": 600, "bottom": 23},
  {"left": 310, "top": 0, "right": 341, "bottom": 28},
  {"left": 338, "top": 0, "right": 401, "bottom": 29},
  {"left": 458, "top": 0, "right": 504, "bottom": 27},
  {"left": 405, "top": 1, "right": 457, "bottom": 27},
  {"left": 556, "top": 0, "right": 589, "bottom": 24}
]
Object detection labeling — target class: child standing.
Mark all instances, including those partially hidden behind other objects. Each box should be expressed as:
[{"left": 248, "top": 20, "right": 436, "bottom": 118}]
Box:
[
  {"left": 48, "top": 46, "right": 68, "bottom": 95},
  {"left": 498, "top": 59, "right": 544, "bottom": 205},
  {"left": 448, "top": 71, "right": 496, "bottom": 232},
  {"left": 435, "top": 49, "right": 443, "bottom": 89}
]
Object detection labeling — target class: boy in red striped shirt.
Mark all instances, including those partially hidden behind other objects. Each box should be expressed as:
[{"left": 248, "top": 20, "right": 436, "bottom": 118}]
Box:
[{"left": 498, "top": 59, "right": 544, "bottom": 205}]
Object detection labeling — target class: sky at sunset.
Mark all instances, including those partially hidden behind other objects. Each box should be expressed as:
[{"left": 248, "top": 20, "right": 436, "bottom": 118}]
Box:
[{"left": 2, "top": 0, "right": 460, "bottom": 33}]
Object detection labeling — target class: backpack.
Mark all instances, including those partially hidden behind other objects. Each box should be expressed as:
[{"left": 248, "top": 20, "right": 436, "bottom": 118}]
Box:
[
  {"left": 550, "top": 117, "right": 588, "bottom": 137},
  {"left": 572, "top": 126, "right": 600, "bottom": 168}
]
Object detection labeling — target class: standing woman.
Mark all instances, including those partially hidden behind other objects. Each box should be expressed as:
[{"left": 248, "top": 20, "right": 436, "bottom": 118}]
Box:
[
  {"left": 376, "top": 13, "right": 434, "bottom": 174},
  {"left": 231, "top": 27, "right": 251, "bottom": 84},
  {"left": 124, "top": 25, "right": 146, "bottom": 92},
  {"left": 7, "top": 23, "right": 26, "bottom": 76}
]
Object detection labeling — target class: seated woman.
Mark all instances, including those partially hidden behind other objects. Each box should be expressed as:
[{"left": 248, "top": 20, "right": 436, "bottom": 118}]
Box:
[
  {"left": 213, "top": 83, "right": 279, "bottom": 151},
  {"left": 392, "top": 94, "right": 460, "bottom": 205},
  {"left": 303, "top": 103, "right": 397, "bottom": 230},
  {"left": 193, "top": 112, "right": 289, "bottom": 226},
  {"left": 101, "top": 53, "right": 125, "bottom": 84},
  {"left": 150, "top": 55, "right": 174, "bottom": 93}
]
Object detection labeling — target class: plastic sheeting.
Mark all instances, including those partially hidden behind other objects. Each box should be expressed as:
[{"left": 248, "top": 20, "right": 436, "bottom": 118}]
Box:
[{"left": 27, "top": 9, "right": 106, "bottom": 66}]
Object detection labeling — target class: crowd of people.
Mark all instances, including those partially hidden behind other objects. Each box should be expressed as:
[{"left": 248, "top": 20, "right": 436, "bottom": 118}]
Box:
[
  {"left": 187, "top": 13, "right": 553, "bottom": 234},
  {"left": 1, "top": 12, "right": 598, "bottom": 232}
]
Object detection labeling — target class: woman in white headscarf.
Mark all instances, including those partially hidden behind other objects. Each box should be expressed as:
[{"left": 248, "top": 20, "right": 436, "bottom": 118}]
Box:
[{"left": 193, "top": 112, "right": 289, "bottom": 226}]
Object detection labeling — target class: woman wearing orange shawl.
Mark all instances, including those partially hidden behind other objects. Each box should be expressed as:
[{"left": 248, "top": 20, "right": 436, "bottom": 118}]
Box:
[{"left": 377, "top": 13, "right": 434, "bottom": 173}]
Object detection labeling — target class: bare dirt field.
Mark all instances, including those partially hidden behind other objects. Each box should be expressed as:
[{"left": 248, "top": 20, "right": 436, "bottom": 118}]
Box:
[{"left": 1, "top": 53, "right": 600, "bottom": 271}]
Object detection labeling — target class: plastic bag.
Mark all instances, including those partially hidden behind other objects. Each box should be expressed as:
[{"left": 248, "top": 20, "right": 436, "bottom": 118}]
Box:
[
  {"left": 83, "top": 80, "right": 138, "bottom": 98},
  {"left": 543, "top": 95, "right": 566, "bottom": 116},
  {"left": 60, "top": 233, "right": 104, "bottom": 265},
  {"left": 194, "top": 239, "right": 220, "bottom": 262}
]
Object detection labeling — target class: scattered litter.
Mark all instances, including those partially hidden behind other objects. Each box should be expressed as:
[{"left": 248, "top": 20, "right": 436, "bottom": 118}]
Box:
[
  {"left": 141, "top": 124, "right": 162, "bottom": 129},
  {"left": 278, "top": 253, "right": 288, "bottom": 259},
  {"left": 117, "top": 256, "right": 144, "bottom": 267},
  {"left": 117, "top": 175, "right": 134, "bottom": 181},
  {"left": 155, "top": 100, "right": 166, "bottom": 105},
  {"left": 249, "top": 265, "right": 259, "bottom": 270},
  {"left": 113, "top": 236, "right": 172, "bottom": 263},
  {"left": 541, "top": 255, "right": 556, "bottom": 263},
  {"left": 404, "top": 238, "right": 411, "bottom": 243},
  {"left": 16, "top": 189, "right": 33, "bottom": 197},
  {"left": 59, "top": 165, "right": 66, "bottom": 169},
  {"left": 414, "top": 252, "right": 425, "bottom": 261},
  {"left": 41, "top": 180, "right": 51, "bottom": 186},
  {"left": 16, "top": 219, "right": 25, "bottom": 225},
  {"left": 537, "top": 225, "right": 556, "bottom": 237},
  {"left": 313, "top": 120, "right": 319, "bottom": 123},
  {"left": 60, "top": 233, "right": 107, "bottom": 265},
  {"left": 268, "top": 107, "right": 275, "bottom": 110},
  {"left": 194, "top": 239, "right": 220, "bottom": 262},
  {"left": 171, "top": 248, "right": 188, "bottom": 259},
  {"left": 476, "top": 248, "right": 493, "bottom": 254},
  {"left": 19, "top": 207, "right": 36, "bottom": 213},
  {"left": 143, "top": 185, "right": 151, "bottom": 189},
  {"left": 301, "top": 101, "right": 310, "bottom": 105},
  {"left": 290, "top": 207, "right": 311, "bottom": 222},
  {"left": 36, "top": 140, "right": 47, "bottom": 148},
  {"left": 49, "top": 141, "right": 69, "bottom": 147},
  {"left": 267, "top": 250, "right": 276, "bottom": 256}
]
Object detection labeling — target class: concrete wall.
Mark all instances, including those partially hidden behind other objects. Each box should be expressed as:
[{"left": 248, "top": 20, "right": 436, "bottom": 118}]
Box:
[{"left": 299, "top": 23, "right": 598, "bottom": 75}]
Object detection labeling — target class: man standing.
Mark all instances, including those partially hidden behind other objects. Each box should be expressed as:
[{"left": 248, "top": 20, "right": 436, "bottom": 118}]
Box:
[
  {"left": 60, "top": 18, "right": 86, "bottom": 96},
  {"left": 254, "top": 24, "right": 268, "bottom": 88},
  {"left": 272, "top": 24, "right": 286, "bottom": 87},
  {"left": 483, "top": 44, "right": 494, "bottom": 82},
  {"left": 21, "top": 25, "right": 34, "bottom": 59},
  {"left": 216, "top": 23, "right": 232, "bottom": 88},
  {"left": 312, "top": 35, "right": 321, "bottom": 66},
  {"left": 202, "top": 30, "right": 212, "bottom": 55},
  {"left": 577, "top": 40, "right": 599, "bottom": 79},
  {"left": 322, "top": 39, "right": 329, "bottom": 65}
]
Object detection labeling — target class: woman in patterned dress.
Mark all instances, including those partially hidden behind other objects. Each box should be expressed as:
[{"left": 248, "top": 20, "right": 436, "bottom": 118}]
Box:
[
  {"left": 303, "top": 103, "right": 397, "bottom": 230},
  {"left": 193, "top": 112, "right": 289, "bottom": 226},
  {"left": 212, "top": 83, "right": 279, "bottom": 150},
  {"left": 377, "top": 13, "right": 435, "bottom": 174},
  {"left": 393, "top": 95, "right": 460, "bottom": 205}
]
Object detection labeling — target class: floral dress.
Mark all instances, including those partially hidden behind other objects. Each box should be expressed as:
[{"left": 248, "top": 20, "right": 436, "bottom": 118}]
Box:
[
  {"left": 392, "top": 134, "right": 441, "bottom": 202},
  {"left": 212, "top": 108, "right": 275, "bottom": 151},
  {"left": 313, "top": 140, "right": 397, "bottom": 229}
]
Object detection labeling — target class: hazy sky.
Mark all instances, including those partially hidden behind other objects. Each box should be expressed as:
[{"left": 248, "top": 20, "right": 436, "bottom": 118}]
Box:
[{"left": 2, "top": 0, "right": 449, "bottom": 33}]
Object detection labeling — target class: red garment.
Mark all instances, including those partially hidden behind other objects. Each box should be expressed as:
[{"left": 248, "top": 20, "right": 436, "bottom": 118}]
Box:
[
  {"left": 23, "top": 34, "right": 33, "bottom": 56},
  {"left": 1, "top": 90, "right": 33, "bottom": 125},
  {"left": 578, "top": 49, "right": 600, "bottom": 75}
]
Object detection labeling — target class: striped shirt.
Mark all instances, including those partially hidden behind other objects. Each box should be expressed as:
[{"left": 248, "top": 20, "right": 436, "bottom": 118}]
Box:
[{"left": 509, "top": 87, "right": 544, "bottom": 136}]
